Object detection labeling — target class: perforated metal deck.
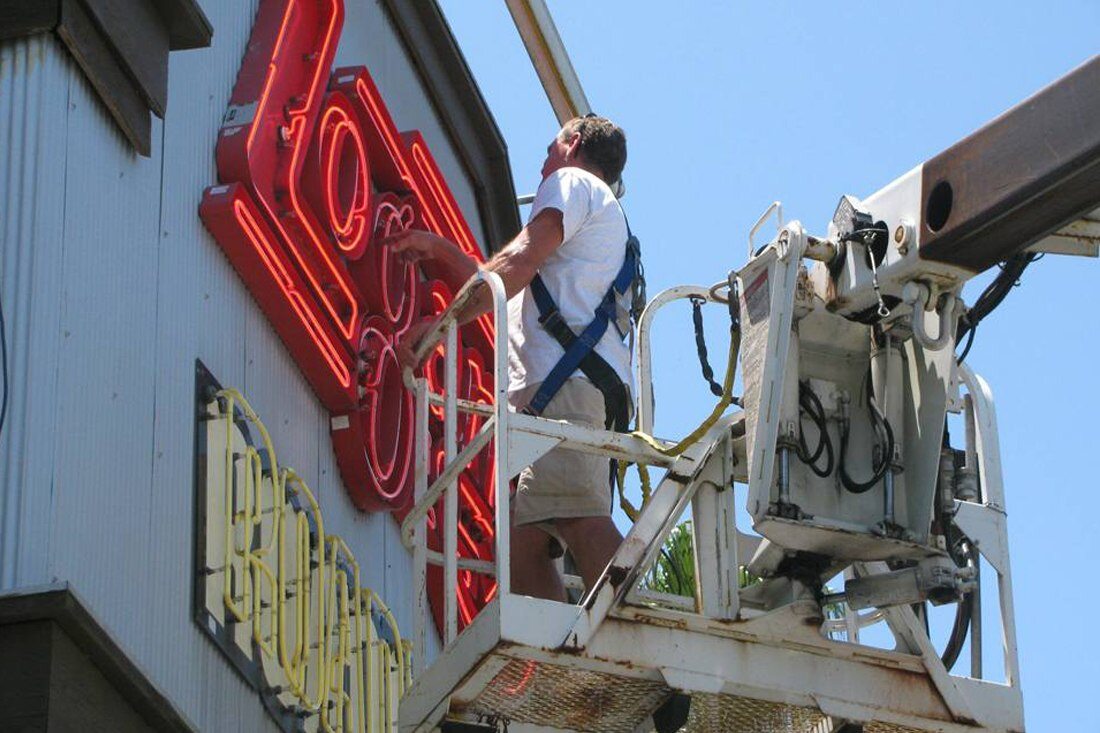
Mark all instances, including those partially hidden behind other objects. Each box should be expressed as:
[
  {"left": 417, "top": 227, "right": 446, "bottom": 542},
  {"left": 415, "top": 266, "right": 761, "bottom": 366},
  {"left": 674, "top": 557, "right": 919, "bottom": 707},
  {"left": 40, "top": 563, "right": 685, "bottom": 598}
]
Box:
[
  {"left": 685, "top": 693, "right": 826, "bottom": 732},
  {"left": 462, "top": 658, "right": 669, "bottom": 732},
  {"left": 400, "top": 578, "right": 1022, "bottom": 733},
  {"left": 445, "top": 650, "right": 938, "bottom": 733}
]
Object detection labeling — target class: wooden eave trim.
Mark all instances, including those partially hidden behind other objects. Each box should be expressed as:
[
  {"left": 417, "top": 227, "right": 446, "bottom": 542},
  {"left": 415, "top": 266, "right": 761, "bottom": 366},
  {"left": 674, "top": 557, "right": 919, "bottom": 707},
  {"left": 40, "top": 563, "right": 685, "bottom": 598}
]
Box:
[
  {"left": 0, "top": 0, "right": 213, "bottom": 157},
  {"left": 0, "top": 583, "right": 199, "bottom": 733}
]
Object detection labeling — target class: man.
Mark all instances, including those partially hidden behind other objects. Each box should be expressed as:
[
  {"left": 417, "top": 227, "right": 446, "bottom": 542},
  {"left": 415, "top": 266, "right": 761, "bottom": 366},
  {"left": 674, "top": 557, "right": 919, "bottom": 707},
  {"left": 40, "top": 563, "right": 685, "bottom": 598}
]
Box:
[{"left": 390, "top": 115, "right": 632, "bottom": 602}]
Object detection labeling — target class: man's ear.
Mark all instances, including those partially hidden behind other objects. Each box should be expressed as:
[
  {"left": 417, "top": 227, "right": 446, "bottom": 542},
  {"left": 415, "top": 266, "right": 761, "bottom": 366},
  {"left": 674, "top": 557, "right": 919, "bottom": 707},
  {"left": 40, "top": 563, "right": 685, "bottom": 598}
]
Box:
[{"left": 565, "top": 132, "right": 582, "bottom": 161}]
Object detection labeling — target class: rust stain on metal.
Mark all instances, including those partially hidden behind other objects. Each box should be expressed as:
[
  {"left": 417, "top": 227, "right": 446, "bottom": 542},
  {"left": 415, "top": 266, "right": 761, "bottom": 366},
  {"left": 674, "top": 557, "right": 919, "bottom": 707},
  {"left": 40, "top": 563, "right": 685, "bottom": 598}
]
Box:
[
  {"left": 608, "top": 565, "right": 629, "bottom": 588},
  {"left": 556, "top": 632, "right": 582, "bottom": 653}
]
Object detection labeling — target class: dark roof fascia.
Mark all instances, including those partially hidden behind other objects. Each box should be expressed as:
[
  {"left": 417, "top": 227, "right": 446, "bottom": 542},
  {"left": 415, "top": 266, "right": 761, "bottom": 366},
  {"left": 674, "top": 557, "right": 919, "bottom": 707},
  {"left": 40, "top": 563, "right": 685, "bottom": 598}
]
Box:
[
  {"left": 0, "top": 582, "right": 199, "bottom": 732},
  {"left": 0, "top": 0, "right": 213, "bottom": 156}
]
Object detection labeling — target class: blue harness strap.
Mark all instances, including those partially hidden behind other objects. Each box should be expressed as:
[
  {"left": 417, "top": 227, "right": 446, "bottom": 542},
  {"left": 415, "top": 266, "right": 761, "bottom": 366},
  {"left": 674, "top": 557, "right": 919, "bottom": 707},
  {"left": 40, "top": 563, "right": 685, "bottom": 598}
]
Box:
[{"left": 524, "top": 241, "right": 637, "bottom": 418}]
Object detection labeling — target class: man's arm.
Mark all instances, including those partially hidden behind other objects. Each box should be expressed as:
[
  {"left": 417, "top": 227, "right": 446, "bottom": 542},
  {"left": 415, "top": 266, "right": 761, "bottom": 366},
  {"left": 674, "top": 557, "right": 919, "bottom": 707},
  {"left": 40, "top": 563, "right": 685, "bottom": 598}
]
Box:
[
  {"left": 456, "top": 207, "right": 564, "bottom": 323},
  {"left": 386, "top": 229, "right": 478, "bottom": 293},
  {"left": 388, "top": 208, "right": 565, "bottom": 366},
  {"left": 387, "top": 208, "right": 564, "bottom": 323}
]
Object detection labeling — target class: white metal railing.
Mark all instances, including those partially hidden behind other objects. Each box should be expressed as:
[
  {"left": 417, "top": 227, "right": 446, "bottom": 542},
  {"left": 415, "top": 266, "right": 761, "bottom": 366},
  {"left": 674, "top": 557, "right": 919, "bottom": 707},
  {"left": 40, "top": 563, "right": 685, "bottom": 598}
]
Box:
[
  {"left": 398, "top": 273, "right": 749, "bottom": 660},
  {"left": 748, "top": 200, "right": 783, "bottom": 259},
  {"left": 400, "top": 271, "right": 511, "bottom": 665},
  {"left": 397, "top": 270, "right": 735, "bottom": 663},
  {"left": 398, "top": 268, "right": 704, "bottom": 651},
  {"left": 634, "top": 283, "right": 729, "bottom": 435}
]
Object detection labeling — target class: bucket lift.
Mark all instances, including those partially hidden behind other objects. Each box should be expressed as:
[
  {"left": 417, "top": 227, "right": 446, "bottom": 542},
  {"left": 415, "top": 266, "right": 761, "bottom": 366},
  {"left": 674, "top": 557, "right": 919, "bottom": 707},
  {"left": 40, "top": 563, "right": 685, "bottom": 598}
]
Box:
[{"left": 397, "top": 56, "right": 1100, "bottom": 733}]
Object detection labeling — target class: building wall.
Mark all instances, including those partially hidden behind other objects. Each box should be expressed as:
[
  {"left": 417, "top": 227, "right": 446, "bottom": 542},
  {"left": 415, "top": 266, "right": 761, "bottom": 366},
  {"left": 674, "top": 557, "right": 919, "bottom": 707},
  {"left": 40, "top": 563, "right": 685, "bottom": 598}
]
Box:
[{"left": 0, "top": 2, "right": 488, "bottom": 729}]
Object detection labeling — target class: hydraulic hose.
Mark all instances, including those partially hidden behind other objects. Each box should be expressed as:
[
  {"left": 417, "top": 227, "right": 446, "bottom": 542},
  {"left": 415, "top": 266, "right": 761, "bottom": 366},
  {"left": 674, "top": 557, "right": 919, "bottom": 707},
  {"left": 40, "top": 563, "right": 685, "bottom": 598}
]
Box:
[
  {"left": 954, "top": 251, "right": 1038, "bottom": 364},
  {"left": 618, "top": 281, "right": 741, "bottom": 521},
  {"left": 940, "top": 538, "right": 976, "bottom": 671},
  {"left": 796, "top": 382, "right": 834, "bottom": 478},
  {"left": 838, "top": 391, "right": 894, "bottom": 494}
]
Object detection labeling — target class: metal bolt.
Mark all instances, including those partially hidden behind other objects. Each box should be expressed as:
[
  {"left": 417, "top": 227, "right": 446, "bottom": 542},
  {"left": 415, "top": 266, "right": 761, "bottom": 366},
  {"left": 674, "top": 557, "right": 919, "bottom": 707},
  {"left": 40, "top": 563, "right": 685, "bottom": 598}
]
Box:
[{"left": 894, "top": 220, "right": 913, "bottom": 255}]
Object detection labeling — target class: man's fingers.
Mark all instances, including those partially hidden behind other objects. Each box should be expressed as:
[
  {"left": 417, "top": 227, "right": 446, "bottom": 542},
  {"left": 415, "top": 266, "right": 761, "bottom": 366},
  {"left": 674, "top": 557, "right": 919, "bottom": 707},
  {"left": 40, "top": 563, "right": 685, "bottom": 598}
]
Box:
[
  {"left": 396, "top": 346, "right": 415, "bottom": 371},
  {"left": 397, "top": 344, "right": 427, "bottom": 372},
  {"left": 395, "top": 318, "right": 437, "bottom": 372},
  {"left": 381, "top": 230, "right": 414, "bottom": 249}
]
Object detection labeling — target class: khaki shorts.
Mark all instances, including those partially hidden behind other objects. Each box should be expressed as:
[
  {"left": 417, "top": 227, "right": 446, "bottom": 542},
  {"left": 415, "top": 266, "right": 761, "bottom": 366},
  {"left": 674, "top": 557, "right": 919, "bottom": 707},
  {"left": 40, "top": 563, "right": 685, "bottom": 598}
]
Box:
[{"left": 511, "top": 378, "right": 614, "bottom": 528}]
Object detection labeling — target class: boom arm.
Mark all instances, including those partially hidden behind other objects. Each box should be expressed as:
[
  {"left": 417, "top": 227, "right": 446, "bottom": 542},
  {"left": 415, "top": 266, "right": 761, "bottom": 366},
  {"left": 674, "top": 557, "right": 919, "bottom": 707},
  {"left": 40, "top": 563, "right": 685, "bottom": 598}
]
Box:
[{"left": 809, "top": 54, "right": 1100, "bottom": 321}]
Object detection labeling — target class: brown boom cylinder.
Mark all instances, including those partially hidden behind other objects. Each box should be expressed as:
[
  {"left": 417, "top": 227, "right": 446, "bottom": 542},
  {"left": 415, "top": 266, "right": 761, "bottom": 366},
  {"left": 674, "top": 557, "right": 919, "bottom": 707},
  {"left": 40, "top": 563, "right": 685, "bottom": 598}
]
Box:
[{"left": 919, "top": 55, "right": 1100, "bottom": 272}]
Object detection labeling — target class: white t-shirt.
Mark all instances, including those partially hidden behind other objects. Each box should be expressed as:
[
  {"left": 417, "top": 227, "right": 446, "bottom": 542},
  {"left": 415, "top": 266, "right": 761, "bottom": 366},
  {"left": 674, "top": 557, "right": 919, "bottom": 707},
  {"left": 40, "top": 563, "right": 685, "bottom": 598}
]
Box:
[{"left": 507, "top": 167, "right": 633, "bottom": 403}]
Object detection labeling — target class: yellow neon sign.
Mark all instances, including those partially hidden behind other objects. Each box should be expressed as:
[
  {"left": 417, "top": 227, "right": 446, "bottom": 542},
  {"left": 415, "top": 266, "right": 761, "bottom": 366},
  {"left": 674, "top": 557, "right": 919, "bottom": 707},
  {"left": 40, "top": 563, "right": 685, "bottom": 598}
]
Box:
[{"left": 197, "top": 385, "right": 410, "bottom": 732}]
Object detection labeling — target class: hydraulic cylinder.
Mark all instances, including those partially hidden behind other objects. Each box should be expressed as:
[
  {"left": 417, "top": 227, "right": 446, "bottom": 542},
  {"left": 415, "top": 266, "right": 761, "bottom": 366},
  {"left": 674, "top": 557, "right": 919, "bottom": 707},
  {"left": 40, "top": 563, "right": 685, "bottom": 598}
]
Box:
[{"left": 871, "top": 337, "right": 904, "bottom": 526}]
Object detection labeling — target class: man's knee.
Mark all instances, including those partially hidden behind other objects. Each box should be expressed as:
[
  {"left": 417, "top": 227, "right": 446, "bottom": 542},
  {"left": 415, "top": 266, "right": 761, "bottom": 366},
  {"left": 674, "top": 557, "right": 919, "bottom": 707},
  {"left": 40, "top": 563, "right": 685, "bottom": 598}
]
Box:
[
  {"left": 511, "top": 522, "right": 554, "bottom": 562},
  {"left": 556, "top": 515, "right": 617, "bottom": 533},
  {"left": 555, "top": 515, "right": 621, "bottom": 548}
]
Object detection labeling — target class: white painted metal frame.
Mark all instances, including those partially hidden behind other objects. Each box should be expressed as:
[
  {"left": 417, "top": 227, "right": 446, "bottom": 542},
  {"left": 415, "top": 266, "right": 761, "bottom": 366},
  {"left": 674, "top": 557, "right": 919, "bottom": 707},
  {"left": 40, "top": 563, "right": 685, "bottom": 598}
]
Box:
[
  {"left": 953, "top": 363, "right": 1022, "bottom": 686},
  {"left": 398, "top": 261, "right": 1023, "bottom": 733},
  {"left": 399, "top": 271, "right": 731, "bottom": 651},
  {"left": 742, "top": 223, "right": 806, "bottom": 519},
  {"left": 634, "top": 284, "right": 715, "bottom": 434},
  {"left": 400, "top": 271, "right": 512, "bottom": 650},
  {"left": 818, "top": 359, "right": 1023, "bottom": 729},
  {"left": 634, "top": 284, "right": 744, "bottom": 619}
]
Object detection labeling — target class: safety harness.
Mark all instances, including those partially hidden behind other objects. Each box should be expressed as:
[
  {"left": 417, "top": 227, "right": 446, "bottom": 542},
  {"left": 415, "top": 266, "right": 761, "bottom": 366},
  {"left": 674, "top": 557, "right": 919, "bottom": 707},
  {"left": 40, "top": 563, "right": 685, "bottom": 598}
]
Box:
[{"left": 522, "top": 220, "right": 645, "bottom": 435}]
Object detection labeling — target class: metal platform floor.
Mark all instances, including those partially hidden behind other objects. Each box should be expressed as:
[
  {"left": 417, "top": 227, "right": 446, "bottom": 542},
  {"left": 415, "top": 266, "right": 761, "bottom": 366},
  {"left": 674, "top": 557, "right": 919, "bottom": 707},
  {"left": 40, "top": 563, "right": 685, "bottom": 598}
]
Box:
[{"left": 399, "top": 594, "right": 1020, "bottom": 733}]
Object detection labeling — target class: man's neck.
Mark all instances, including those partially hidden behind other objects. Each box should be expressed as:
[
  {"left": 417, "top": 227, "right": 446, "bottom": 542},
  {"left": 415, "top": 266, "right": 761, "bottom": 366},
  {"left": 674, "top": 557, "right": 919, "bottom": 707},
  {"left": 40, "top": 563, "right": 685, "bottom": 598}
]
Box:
[{"left": 567, "top": 160, "right": 606, "bottom": 184}]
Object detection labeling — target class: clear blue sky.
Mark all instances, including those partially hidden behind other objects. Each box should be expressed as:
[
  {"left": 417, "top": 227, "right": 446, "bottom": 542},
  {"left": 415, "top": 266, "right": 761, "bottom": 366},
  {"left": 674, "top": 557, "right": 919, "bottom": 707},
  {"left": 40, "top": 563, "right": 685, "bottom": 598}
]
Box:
[{"left": 438, "top": 2, "right": 1098, "bottom": 729}]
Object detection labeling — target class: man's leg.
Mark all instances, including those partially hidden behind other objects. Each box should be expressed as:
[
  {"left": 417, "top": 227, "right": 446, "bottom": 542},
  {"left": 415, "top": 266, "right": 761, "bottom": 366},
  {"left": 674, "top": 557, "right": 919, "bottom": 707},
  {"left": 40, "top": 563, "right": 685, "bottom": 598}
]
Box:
[
  {"left": 510, "top": 378, "right": 617, "bottom": 599},
  {"left": 554, "top": 516, "right": 623, "bottom": 593},
  {"left": 510, "top": 521, "right": 567, "bottom": 602}
]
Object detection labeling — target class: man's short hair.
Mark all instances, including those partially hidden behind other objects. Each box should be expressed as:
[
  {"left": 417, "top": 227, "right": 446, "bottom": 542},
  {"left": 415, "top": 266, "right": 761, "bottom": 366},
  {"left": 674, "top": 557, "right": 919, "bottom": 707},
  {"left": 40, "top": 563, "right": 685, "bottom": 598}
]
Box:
[{"left": 560, "top": 115, "right": 627, "bottom": 185}]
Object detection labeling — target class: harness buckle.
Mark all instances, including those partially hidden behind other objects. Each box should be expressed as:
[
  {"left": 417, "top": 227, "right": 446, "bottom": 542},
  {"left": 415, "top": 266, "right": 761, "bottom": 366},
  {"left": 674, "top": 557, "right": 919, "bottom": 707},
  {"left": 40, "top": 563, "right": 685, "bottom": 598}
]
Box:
[{"left": 538, "top": 308, "right": 564, "bottom": 331}]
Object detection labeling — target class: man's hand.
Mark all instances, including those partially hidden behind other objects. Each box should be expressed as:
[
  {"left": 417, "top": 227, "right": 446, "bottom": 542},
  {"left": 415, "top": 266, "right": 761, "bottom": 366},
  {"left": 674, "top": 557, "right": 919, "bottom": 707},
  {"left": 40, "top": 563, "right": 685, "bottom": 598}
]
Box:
[
  {"left": 383, "top": 228, "right": 479, "bottom": 293},
  {"left": 382, "top": 229, "right": 448, "bottom": 264},
  {"left": 395, "top": 317, "right": 438, "bottom": 372}
]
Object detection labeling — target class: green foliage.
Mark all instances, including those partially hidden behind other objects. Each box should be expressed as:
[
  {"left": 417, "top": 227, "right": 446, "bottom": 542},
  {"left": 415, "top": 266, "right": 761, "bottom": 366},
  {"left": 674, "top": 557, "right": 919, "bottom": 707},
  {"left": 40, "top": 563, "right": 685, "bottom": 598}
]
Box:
[
  {"left": 643, "top": 521, "right": 696, "bottom": 597},
  {"left": 643, "top": 521, "right": 762, "bottom": 599}
]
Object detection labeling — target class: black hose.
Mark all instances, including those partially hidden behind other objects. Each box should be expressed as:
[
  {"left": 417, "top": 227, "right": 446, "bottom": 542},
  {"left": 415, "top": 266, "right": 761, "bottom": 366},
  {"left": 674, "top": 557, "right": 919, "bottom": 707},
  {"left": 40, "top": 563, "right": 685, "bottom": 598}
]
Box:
[
  {"left": 955, "top": 252, "right": 1038, "bottom": 358},
  {"left": 690, "top": 297, "right": 724, "bottom": 398},
  {"left": 838, "top": 393, "right": 894, "bottom": 494},
  {"left": 940, "top": 539, "right": 976, "bottom": 671},
  {"left": 941, "top": 590, "right": 974, "bottom": 672},
  {"left": 955, "top": 316, "right": 977, "bottom": 365},
  {"left": 796, "top": 382, "right": 834, "bottom": 477},
  {"left": 797, "top": 391, "right": 826, "bottom": 465}
]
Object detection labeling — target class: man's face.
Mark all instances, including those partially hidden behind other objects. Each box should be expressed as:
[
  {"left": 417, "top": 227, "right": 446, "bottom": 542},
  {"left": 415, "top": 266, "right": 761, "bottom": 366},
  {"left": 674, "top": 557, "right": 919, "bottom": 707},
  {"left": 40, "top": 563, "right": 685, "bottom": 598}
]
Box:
[{"left": 540, "top": 129, "right": 579, "bottom": 180}]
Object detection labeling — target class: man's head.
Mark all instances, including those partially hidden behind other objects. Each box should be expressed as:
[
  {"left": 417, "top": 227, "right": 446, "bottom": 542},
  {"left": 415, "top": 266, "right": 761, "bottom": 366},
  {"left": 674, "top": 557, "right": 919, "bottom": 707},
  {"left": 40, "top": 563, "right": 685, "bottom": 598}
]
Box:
[{"left": 540, "top": 115, "right": 627, "bottom": 186}]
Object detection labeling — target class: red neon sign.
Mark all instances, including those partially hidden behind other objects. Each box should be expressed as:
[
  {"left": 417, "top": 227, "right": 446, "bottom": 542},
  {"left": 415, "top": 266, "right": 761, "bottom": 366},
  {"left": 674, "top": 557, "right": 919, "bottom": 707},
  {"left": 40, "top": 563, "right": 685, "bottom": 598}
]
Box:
[{"left": 200, "top": 0, "right": 497, "bottom": 631}]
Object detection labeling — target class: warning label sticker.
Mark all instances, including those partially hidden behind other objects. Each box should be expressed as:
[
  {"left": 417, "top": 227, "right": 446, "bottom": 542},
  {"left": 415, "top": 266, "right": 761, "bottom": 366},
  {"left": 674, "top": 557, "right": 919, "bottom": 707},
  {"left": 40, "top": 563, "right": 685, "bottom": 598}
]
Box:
[{"left": 742, "top": 267, "right": 770, "bottom": 324}]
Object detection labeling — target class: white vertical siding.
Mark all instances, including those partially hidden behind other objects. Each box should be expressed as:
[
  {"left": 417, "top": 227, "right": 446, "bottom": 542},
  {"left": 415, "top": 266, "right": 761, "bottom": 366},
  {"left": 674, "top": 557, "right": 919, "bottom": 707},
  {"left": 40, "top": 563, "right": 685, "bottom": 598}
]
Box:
[
  {"left": 0, "top": 0, "right": 478, "bottom": 727},
  {"left": 0, "top": 34, "right": 73, "bottom": 590},
  {"left": 48, "top": 26, "right": 166, "bottom": 665},
  {"left": 141, "top": 2, "right": 265, "bottom": 728}
]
